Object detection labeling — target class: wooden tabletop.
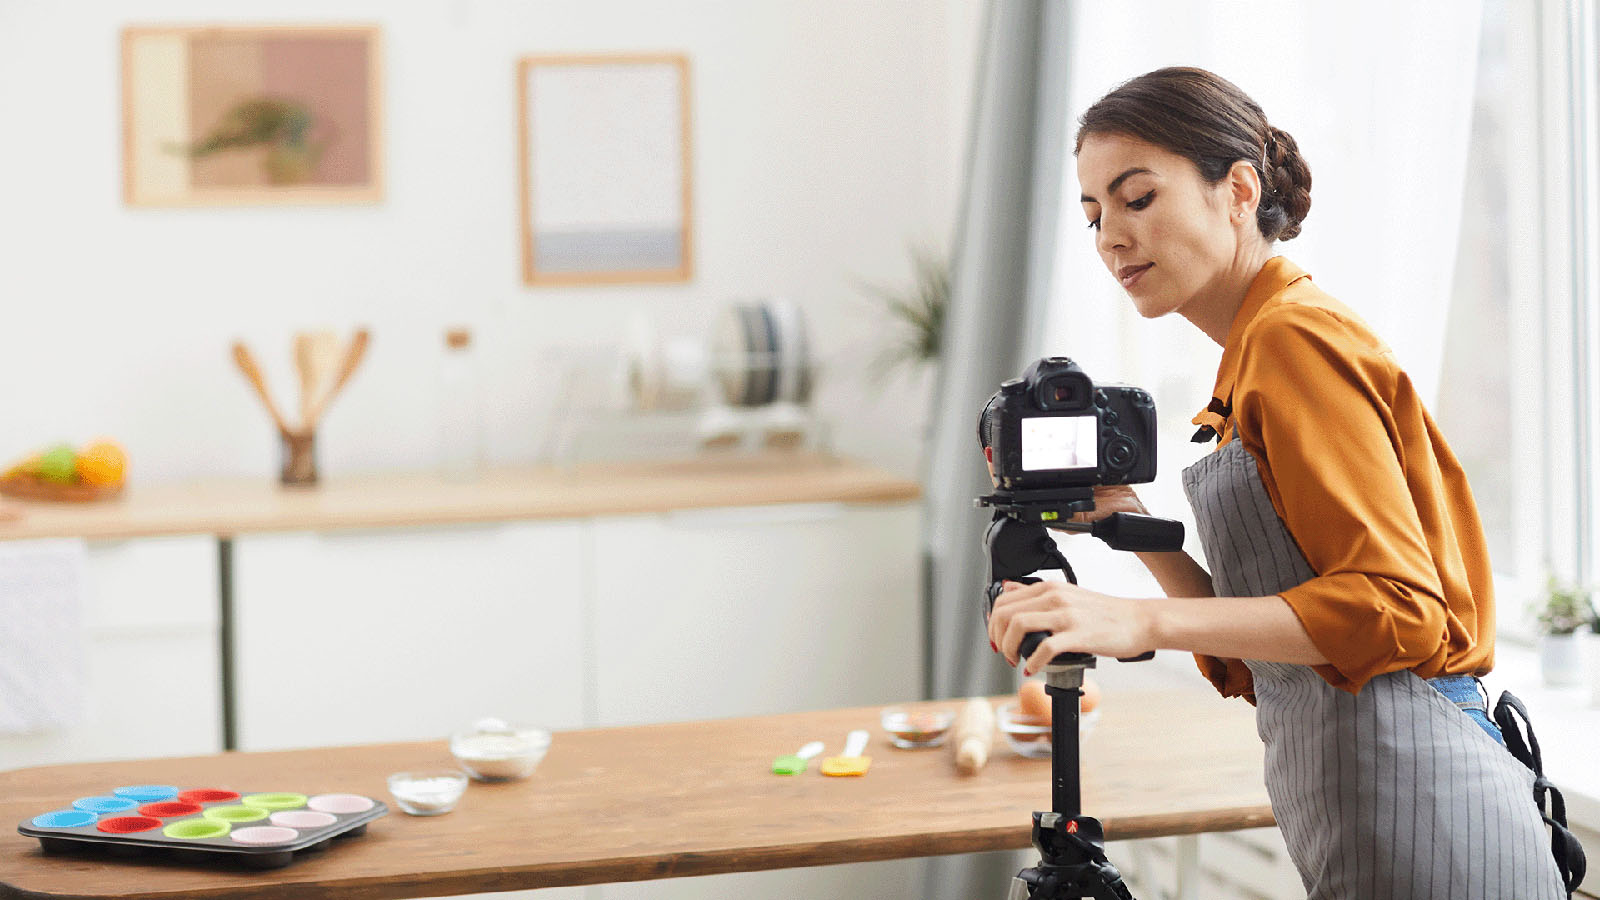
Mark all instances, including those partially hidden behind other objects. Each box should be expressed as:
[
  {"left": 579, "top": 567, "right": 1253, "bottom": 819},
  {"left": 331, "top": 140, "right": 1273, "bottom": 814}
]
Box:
[
  {"left": 0, "top": 690, "right": 1271, "bottom": 900},
  {"left": 0, "top": 453, "right": 920, "bottom": 542}
]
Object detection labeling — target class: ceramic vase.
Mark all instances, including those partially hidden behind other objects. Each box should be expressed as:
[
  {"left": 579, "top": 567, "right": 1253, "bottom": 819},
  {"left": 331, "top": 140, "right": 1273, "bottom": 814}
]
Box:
[{"left": 1539, "top": 632, "right": 1583, "bottom": 687}]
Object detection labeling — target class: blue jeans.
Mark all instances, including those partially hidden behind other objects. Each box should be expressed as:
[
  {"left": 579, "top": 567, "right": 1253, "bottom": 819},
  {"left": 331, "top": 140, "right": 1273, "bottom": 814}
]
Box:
[{"left": 1426, "top": 674, "right": 1506, "bottom": 746}]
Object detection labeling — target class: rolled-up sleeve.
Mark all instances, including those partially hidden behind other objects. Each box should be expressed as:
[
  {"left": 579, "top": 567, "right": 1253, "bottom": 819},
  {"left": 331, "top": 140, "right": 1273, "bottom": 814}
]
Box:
[{"left": 1231, "top": 306, "right": 1451, "bottom": 694}]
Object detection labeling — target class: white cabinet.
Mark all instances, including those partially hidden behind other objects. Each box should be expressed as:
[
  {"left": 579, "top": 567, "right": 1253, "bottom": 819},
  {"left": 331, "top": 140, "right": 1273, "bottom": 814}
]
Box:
[
  {"left": 233, "top": 521, "right": 587, "bottom": 751},
  {"left": 0, "top": 536, "right": 220, "bottom": 771},
  {"left": 591, "top": 502, "right": 922, "bottom": 726}
]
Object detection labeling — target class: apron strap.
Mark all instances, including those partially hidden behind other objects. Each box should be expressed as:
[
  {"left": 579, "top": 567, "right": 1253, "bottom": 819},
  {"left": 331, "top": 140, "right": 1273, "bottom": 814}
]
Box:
[{"left": 1493, "top": 690, "right": 1587, "bottom": 896}]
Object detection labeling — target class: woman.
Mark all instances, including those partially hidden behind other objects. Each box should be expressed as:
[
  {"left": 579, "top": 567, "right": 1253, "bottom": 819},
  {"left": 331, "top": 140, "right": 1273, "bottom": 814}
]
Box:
[{"left": 986, "top": 67, "right": 1564, "bottom": 900}]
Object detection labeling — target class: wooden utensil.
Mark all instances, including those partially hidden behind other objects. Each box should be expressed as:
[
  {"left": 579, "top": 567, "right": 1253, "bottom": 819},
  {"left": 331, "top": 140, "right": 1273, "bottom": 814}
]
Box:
[
  {"left": 951, "top": 697, "right": 995, "bottom": 775},
  {"left": 304, "top": 329, "right": 369, "bottom": 429},
  {"left": 293, "top": 330, "right": 341, "bottom": 429},
  {"left": 231, "top": 341, "right": 292, "bottom": 435}
]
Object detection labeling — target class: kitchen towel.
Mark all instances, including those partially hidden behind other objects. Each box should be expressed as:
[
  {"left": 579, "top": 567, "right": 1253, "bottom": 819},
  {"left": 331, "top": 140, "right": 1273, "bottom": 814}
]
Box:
[{"left": 0, "top": 539, "right": 88, "bottom": 735}]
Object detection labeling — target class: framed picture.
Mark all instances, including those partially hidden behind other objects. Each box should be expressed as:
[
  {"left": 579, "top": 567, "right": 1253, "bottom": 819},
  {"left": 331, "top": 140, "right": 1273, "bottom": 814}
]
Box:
[
  {"left": 122, "top": 25, "right": 383, "bottom": 206},
  {"left": 518, "top": 53, "right": 694, "bottom": 285}
]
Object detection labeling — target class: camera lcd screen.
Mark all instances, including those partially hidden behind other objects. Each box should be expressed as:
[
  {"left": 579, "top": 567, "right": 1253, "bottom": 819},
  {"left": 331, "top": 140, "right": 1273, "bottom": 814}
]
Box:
[{"left": 1021, "top": 416, "right": 1098, "bottom": 471}]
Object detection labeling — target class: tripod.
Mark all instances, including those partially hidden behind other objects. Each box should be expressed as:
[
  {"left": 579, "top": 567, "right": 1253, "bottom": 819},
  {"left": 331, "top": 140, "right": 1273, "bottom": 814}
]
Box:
[{"left": 977, "top": 492, "right": 1184, "bottom": 900}]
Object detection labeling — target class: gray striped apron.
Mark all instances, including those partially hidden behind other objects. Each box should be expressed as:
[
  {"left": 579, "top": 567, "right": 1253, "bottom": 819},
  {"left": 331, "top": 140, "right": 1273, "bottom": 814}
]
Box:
[{"left": 1181, "top": 440, "right": 1563, "bottom": 899}]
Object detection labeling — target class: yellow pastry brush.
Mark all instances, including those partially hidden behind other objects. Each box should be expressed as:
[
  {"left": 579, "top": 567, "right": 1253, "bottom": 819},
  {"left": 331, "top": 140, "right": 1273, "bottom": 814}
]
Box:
[{"left": 821, "top": 729, "right": 872, "bottom": 777}]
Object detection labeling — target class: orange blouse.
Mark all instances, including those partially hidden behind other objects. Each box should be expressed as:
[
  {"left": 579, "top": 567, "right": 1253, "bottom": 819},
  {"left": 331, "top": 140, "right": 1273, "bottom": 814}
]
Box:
[{"left": 1190, "top": 256, "right": 1494, "bottom": 700}]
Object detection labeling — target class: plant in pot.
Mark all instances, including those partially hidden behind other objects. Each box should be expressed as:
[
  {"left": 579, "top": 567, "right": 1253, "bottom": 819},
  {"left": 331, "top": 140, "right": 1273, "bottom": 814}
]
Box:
[{"left": 1533, "top": 576, "right": 1594, "bottom": 687}]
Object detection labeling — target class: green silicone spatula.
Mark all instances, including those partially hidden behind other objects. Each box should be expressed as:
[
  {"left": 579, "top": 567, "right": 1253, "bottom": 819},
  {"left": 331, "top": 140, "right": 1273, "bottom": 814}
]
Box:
[{"left": 772, "top": 741, "right": 825, "bottom": 775}]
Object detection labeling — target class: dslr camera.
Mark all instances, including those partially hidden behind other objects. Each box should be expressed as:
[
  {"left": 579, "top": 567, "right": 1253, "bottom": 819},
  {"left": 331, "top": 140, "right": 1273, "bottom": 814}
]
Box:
[{"left": 979, "top": 357, "right": 1157, "bottom": 502}]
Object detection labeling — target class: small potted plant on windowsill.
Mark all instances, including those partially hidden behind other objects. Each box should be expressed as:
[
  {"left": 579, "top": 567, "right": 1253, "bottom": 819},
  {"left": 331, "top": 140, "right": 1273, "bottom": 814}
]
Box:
[{"left": 1533, "top": 577, "right": 1594, "bottom": 687}]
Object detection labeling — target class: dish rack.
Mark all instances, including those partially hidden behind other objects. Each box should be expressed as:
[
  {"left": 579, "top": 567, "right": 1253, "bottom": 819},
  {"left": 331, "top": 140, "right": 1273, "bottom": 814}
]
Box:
[{"left": 541, "top": 300, "right": 833, "bottom": 465}]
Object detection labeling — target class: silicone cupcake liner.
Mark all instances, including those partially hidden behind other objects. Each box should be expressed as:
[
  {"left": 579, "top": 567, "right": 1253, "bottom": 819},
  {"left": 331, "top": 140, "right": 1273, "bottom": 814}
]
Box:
[
  {"left": 177, "top": 788, "right": 239, "bottom": 804},
  {"left": 31, "top": 810, "right": 97, "bottom": 829},
  {"left": 203, "top": 805, "right": 268, "bottom": 823},
  {"left": 138, "top": 801, "right": 203, "bottom": 819},
  {"left": 113, "top": 785, "right": 179, "bottom": 803},
  {"left": 240, "top": 792, "right": 307, "bottom": 811},
  {"left": 270, "top": 811, "right": 336, "bottom": 829},
  {"left": 97, "top": 816, "right": 162, "bottom": 834},
  {"left": 307, "top": 793, "right": 374, "bottom": 814},
  {"left": 164, "top": 819, "right": 229, "bottom": 840},
  {"left": 72, "top": 796, "right": 138, "bottom": 814},
  {"left": 230, "top": 826, "right": 298, "bottom": 845}
]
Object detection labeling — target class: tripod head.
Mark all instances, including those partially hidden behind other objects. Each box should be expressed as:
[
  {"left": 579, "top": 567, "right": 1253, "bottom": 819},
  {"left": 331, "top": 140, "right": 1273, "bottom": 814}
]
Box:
[{"left": 976, "top": 487, "right": 1182, "bottom": 900}]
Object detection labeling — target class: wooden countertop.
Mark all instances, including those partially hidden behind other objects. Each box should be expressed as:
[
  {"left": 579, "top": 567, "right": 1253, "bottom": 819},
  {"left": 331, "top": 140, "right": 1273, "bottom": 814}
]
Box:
[
  {"left": 0, "top": 453, "right": 920, "bottom": 542},
  {"left": 0, "top": 690, "right": 1271, "bottom": 900}
]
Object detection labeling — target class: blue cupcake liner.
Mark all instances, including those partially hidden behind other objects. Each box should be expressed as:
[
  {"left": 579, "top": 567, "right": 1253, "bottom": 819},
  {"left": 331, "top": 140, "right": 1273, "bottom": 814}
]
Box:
[
  {"left": 72, "top": 796, "right": 139, "bottom": 814},
  {"left": 113, "top": 784, "right": 179, "bottom": 803},
  {"left": 31, "top": 809, "right": 98, "bottom": 829}
]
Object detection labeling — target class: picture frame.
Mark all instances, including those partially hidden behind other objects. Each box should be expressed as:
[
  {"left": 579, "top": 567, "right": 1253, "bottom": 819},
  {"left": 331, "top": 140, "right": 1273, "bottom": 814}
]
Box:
[
  {"left": 517, "top": 53, "right": 694, "bottom": 285},
  {"left": 122, "top": 25, "right": 384, "bottom": 207}
]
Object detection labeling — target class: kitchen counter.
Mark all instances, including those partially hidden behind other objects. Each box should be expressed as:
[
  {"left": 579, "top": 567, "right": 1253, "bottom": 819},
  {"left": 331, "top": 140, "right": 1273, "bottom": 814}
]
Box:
[
  {"left": 0, "top": 452, "right": 920, "bottom": 541},
  {"left": 0, "top": 688, "right": 1271, "bottom": 900}
]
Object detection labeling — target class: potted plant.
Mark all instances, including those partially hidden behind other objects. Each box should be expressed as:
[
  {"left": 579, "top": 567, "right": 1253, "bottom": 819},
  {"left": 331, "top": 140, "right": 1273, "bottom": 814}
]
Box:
[
  {"left": 1533, "top": 576, "right": 1594, "bottom": 687},
  {"left": 863, "top": 245, "right": 948, "bottom": 387}
]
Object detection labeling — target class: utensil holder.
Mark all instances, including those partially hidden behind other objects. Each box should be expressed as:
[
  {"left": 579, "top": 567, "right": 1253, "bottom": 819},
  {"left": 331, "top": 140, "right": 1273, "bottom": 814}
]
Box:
[{"left": 279, "top": 429, "right": 318, "bottom": 487}]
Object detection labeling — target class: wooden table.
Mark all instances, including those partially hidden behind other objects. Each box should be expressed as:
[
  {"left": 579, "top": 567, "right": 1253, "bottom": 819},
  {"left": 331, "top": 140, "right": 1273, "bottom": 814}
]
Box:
[
  {"left": 0, "top": 453, "right": 919, "bottom": 542},
  {"left": 0, "top": 691, "right": 1271, "bottom": 900}
]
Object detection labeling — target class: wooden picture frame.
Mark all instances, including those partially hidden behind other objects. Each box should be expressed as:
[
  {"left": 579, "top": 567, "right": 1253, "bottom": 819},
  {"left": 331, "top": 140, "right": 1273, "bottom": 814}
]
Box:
[
  {"left": 122, "top": 25, "right": 384, "bottom": 207},
  {"left": 518, "top": 53, "right": 694, "bottom": 285}
]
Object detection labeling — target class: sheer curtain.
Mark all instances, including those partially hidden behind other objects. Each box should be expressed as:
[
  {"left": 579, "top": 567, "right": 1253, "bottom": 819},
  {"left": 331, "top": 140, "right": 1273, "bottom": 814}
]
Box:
[
  {"left": 1046, "top": 1, "right": 1483, "bottom": 403},
  {"left": 1039, "top": 0, "right": 1485, "bottom": 596}
]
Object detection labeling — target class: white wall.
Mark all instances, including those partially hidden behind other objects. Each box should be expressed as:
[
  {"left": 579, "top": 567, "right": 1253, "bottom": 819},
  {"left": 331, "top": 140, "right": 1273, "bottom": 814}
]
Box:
[{"left": 0, "top": 0, "right": 981, "bottom": 483}]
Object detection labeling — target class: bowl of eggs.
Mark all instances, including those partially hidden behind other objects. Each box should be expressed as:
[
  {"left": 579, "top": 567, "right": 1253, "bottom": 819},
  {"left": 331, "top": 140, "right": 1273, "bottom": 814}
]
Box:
[{"left": 999, "top": 677, "right": 1101, "bottom": 758}]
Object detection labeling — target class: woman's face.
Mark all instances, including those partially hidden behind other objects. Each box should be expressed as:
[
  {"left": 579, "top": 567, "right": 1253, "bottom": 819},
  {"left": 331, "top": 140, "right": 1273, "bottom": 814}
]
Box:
[{"left": 1076, "top": 132, "right": 1245, "bottom": 319}]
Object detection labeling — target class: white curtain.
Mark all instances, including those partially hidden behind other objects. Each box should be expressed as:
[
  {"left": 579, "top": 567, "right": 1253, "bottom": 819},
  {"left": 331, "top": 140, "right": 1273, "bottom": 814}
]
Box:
[
  {"left": 1043, "top": 0, "right": 1483, "bottom": 410},
  {"left": 1035, "top": 1, "right": 1485, "bottom": 596}
]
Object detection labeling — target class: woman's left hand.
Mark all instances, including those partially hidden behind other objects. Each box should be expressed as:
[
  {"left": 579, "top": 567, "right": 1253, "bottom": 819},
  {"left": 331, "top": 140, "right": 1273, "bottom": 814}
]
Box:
[{"left": 988, "top": 580, "right": 1158, "bottom": 674}]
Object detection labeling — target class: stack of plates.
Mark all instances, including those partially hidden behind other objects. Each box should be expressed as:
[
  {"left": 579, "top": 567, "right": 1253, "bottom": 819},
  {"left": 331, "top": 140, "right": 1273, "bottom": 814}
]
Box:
[{"left": 711, "top": 299, "right": 812, "bottom": 408}]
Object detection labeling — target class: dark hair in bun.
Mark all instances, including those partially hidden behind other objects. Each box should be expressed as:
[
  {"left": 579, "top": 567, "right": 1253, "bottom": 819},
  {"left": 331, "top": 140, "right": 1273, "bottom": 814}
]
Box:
[{"left": 1074, "top": 67, "right": 1312, "bottom": 242}]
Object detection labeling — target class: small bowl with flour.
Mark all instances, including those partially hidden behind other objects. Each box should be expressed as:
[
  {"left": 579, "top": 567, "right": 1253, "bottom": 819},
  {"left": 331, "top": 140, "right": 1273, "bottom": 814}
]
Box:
[{"left": 449, "top": 717, "right": 552, "bottom": 782}]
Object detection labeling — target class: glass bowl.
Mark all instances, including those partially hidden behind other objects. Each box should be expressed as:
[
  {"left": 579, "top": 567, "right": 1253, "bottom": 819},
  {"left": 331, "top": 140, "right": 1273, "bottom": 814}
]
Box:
[
  {"left": 997, "top": 702, "right": 1053, "bottom": 758},
  {"left": 997, "top": 702, "right": 1100, "bottom": 759},
  {"left": 879, "top": 707, "right": 955, "bottom": 748},
  {"left": 386, "top": 771, "right": 467, "bottom": 816},
  {"left": 450, "top": 718, "right": 553, "bottom": 782}
]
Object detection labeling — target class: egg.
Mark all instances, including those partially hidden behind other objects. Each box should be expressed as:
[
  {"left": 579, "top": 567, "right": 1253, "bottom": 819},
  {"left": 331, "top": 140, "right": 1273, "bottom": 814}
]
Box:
[
  {"left": 1017, "top": 679, "right": 1051, "bottom": 723},
  {"left": 1017, "top": 676, "right": 1103, "bottom": 723}
]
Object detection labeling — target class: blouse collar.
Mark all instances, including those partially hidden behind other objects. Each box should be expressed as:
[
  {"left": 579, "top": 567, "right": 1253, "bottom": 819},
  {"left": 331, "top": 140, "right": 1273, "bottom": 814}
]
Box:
[{"left": 1190, "top": 256, "right": 1312, "bottom": 438}]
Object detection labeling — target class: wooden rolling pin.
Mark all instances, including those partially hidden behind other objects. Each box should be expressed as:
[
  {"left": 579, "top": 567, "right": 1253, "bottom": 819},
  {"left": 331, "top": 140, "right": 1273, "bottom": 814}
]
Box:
[{"left": 951, "top": 697, "right": 996, "bottom": 775}]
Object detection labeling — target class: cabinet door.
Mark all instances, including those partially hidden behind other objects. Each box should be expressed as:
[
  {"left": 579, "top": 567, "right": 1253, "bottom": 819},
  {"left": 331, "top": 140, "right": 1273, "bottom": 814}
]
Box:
[
  {"left": 591, "top": 502, "right": 921, "bottom": 724},
  {"left": 233, "top": 522, "right": 586, "bottom": 751},
  {"left": 0, "top": 536, "right": 220, "bottom": 771}
]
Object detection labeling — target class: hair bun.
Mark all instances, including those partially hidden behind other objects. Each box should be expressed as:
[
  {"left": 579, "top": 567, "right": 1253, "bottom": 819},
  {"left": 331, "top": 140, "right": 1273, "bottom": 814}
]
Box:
[{"left": 1260, "top": 125, "right": 1312, "bottom": 241}]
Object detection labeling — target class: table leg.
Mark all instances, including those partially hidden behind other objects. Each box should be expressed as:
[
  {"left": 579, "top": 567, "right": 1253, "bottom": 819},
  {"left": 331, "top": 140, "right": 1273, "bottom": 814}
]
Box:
[
  {"left": 1174, "top": 834, "right": 1200, "bottom": 900},
  {"left": 219, "top": 537, "right": 236, "bottom": 752}
]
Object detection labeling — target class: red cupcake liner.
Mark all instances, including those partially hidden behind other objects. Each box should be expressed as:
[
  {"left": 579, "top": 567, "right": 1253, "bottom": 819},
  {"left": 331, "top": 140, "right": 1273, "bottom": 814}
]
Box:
[
  {"left": 138, "top": 801, "right": 203, "bottom": 818},
  {"left": 96, "top": 816, "right": 162, "bottom": 834},
  {"left": 176, "top": 788, "right": 240, "bottom": 804}
]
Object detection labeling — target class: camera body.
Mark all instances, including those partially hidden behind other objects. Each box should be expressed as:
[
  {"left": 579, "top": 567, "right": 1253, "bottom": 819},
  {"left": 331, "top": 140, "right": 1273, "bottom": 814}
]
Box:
[{"left": 980, "top": 357, "right": 1157, "bottom": 494}]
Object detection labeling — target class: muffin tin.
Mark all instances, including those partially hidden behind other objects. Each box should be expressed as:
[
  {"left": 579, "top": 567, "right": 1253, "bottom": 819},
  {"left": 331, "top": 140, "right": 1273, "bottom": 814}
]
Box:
[{"left": 17, "top": 785, "right": 387, "bottom": 869}]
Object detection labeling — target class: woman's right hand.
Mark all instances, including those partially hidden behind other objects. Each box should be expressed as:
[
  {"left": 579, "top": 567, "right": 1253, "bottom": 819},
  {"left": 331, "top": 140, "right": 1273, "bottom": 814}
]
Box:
[{"left": 1067, "top": 484, "right": 1150, "bottom": 526}]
